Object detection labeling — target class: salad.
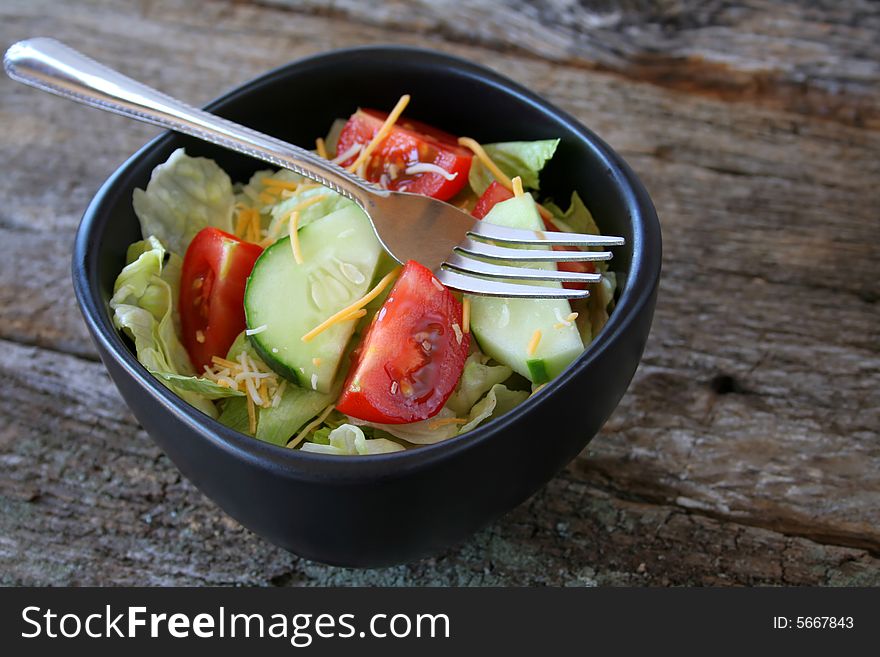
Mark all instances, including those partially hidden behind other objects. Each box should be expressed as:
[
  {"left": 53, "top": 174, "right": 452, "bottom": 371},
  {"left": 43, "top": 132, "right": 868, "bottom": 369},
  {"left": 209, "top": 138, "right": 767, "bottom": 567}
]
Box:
[{"left": 110, "top": 95, "right": 616, "bottom": 455}]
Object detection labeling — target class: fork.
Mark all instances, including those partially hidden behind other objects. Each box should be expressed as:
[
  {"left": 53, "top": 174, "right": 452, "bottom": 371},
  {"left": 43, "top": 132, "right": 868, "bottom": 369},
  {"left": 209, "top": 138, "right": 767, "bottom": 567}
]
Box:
[{"left": 4, "top": 38, "right": 624, "bottom": 300}]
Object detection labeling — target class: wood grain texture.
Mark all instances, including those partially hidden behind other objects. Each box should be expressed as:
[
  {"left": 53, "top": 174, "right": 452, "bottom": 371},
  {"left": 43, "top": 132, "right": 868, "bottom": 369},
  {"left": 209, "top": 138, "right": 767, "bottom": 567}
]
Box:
[
  {"left": 0, "top": 0, "right": 878, "bottom": 585},
  {"left": 265, "top": 0, "right": 880, "bottom": 129}
]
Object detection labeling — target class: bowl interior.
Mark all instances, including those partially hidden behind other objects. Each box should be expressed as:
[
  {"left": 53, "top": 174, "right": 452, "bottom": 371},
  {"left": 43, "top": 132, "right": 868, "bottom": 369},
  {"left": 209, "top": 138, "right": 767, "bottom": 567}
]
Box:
[{"left": 80, "top": 46, "right": 657, "bottom": 467}]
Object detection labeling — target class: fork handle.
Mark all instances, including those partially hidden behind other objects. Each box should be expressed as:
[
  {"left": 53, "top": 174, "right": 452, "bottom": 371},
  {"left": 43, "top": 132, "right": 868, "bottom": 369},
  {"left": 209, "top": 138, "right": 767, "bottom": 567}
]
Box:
[{"left": 3, "top": 38, "right": 383, "bottom": 206}]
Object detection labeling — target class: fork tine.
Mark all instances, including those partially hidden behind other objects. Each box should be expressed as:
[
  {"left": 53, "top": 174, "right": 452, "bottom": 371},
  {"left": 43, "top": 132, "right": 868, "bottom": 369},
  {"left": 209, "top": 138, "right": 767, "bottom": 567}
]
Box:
[
  {"left": 435, "top": 268, "right": 590, "bottom": 299},
  {"left": 456, "top": 238, "right": 613, "bottom": 262},
  {"left": 470, "top": 222, "right": 626, "bottom": 247},
  {"left": 444, "top": 253, "right": 602, "bottom": 283}
]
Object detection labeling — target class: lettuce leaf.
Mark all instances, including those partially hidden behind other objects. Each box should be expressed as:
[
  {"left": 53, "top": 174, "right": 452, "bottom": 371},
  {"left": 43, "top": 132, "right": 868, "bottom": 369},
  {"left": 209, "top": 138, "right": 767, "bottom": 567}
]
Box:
[
  {"left": 110, "top": 236, "right": 218, "bottom": 417},
  {"left": 132, "top": 149, "right": 234, "bottom": 255},
  {"left": 459, "top": 384, "right": 529, "bottom": 434},
  {"left": 468, "top": 139, "right": 559, "bottom": 196},
  {"left": 267, "top": 183, "right": 355, "bottom": 233},
  {"left": 543, "top": 191, "right": 602, "bottom": 237},
  {"left": 149, "top": 372, "right": 244, "bottom": 400},
  {"left": 300, "top": 424, "right": 404, "bottom": 455},
  {"left": 347, "top": 407, "right": 462, "bottom": 445},
  {"left": 221, "top": 332, "right": 334, "bottom": 445},
  {"left": 545, "top": 192, "right": 618, "bottom": 339},
  {"left": 445, "top": 352, "right": 513, "bottom": 416}
]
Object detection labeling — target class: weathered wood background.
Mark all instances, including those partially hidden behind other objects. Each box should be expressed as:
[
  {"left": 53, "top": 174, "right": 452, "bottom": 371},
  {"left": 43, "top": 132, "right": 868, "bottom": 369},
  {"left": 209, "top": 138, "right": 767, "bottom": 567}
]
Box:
[{"left": 1, "top": 0, "right": 878, "bottom": 585}]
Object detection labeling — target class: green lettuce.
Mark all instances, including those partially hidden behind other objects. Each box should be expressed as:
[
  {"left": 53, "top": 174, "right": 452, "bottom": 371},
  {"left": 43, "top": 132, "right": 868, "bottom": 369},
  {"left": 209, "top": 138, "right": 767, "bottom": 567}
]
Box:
[
  {"left": 110, "top": 236, "right": 224, "bottom": 417},
  {"left": 347, "top": 407, "right": 462, "bottom": 445},
  {"left": 545, "top": 192, "right": 618, "bottom": 340},
  {"left": 150, "top": 372, "right": 244, "bottom": 400},
  {"left": 460, "top": 384, "right": 529, "bottom": 434},
  {"left": 445, "top": 351, "right": 513, "bottom": 416},
  {"left": 267, "top": 183, "right": 355, "bottom": 233},
  {"left": 468, "top": 139, "right": 559, "bottom": 196},
  {"left": 133, "top": 149, "right": 235, "bottom": 255},
  {"left": 221, "top": 332, "right": 334, "bottom": 446},
  {"left": 300, "top": 424, "right": 404, "bottom": 455},
  {"left": 543, "top": 190, "right": 602, "bottom": 238},
  {"left": 323, "top": 118, "right": 348, "bottom": 158}
]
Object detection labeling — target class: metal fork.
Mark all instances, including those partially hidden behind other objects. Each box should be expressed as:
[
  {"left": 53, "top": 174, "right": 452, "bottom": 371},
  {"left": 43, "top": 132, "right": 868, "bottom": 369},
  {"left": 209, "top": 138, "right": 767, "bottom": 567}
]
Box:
[{"left": 4, "top": 38, "right": 624, "bottom": 300}]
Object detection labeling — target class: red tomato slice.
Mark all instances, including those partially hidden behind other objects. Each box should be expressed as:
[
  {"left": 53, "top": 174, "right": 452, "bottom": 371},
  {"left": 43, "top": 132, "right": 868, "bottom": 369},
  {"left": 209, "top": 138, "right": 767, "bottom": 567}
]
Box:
[
  {"left": 336, "top": 261, "right": 470, "bottom": 424},
  {"left": 335, "top": 109, "right": 472, "bottom": 201},
  {"left": 471, "top": 181, "right": 514, "bottom": 219},
  {"left": 471, "top": 182, "right": 596, "bottom": 290},
  {"left": 179, "top": 227, "right": 263, "bottom": 370}
]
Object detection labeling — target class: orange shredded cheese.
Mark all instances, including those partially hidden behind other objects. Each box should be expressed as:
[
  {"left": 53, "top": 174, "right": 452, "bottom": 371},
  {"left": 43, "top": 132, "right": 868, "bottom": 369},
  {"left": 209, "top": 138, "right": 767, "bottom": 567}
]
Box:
[
  {"left": 234, "top": 210, "right": 249, "bottom": 239},
  {"left": 289, "top": 211, "right": 303, "bottom": 264},
  {"left": 315, "top": 137, "right": 328, "bottom": 159},
  {"left": 566, "top": 312, "right": 579, "bottom": 322},
  {"left": 262, "top": 177, "right": 299, "bottom": 191},
  {"left": 301, "top": 267, "right": 402, "bottom": 343},
  {"left": 527, "top": 329, "right": 542, "bottom": 356},
  {"left": 211, "top": 356, "right": 239, "bottom": 369},
  {"left": 512, "top": 176, "right": 524, "bottom": 197},
  {"left": 288, "top": 403, "right": 336, "bottom": 449},
  {"left": 348, "top": 94, "right": 410, "bottom": 173},
  {"left": 249, "top": 207, "right": 261, "bottom": 243},
  {"left": 246, "top": 394, "right": 256, "bottom": 433},
  {"left": 261, "top": 194, "right": 328, "bottom": 247},
  {"left": 259, "top": 191, "right": 277, "bottom": 205},
  {"left": 428, "top": 417, "right": 468, "bottom": 430},
  {"left": 462, "top": 297, "right": 471, "bottom": 333},
  {"left": 457, "top": 137, "right": 513, "bottom": 189}
]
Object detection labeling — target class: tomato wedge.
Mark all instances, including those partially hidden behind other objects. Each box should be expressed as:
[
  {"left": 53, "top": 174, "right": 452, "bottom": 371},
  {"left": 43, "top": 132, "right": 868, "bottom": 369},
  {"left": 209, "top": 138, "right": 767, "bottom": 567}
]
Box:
[
  {"left": 179, "top": 227, "right": 263, "bottom": 370},
  {"left": 471, "top": 182, "right": 596, "bottom": 290},
  {"left": 335, "top": 109, "right": 472, "bottom": 201},
  {"left": 472, "top": 180, "right": 515, "bottom": 219},
  {"left": 336, "top": 261, "right": 470, "bottom": 424}
]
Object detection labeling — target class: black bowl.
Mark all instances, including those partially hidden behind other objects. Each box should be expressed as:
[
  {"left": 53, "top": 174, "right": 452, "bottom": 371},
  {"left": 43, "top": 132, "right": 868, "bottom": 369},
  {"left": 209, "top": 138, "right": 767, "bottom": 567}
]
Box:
[{"left": 73, "top": 46, "right": 661, "bottom": 567}]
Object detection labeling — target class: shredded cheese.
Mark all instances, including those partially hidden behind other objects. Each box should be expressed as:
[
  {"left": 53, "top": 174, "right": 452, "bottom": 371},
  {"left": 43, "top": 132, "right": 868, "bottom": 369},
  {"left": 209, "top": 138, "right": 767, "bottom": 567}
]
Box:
[
  {"left": 262, "top": 177, "right": 299, "bottom": 191},
  {"left": 452, "top": 322, "right": 463, "bottom": 344},
  {"left": 527, "top": 329, "right": 542, "bottom": 356},
  {"left": 315, "top": 137, "right": 328, "bottom": 159},
  {"left": 301, "top": 267, "right": 402, "bottom": 343},
  {"left": 259, "top": 191, "right": 277, "bottom": 205},
  {"left": 261, "top": 194, "right": 328, "bottom": 247},
  {"left": 289, "top": 211, "right": 303, "bottom": 264},
  {"left": 462, "top": 297, "right": 471, "bottom": 333},
  {"left": 348, "top": 94, "right": 411, "bottom": 173},
  {"left": 271, "top": 380, "right": 287, "bottom": 408},
  {"left": 245, "top": 324, "right": 268, "bottom": 336},
  {"left": 457, "top": 137, "right": 513, "bottom": 189},
  {"left": 553, "top": 312, "right": 579, "bottom": 330},
  {"left": 330, "top": 143, "right": 362, "bottom": 166},
  {"left": 211, "top": 356, "right": 239, "bottom": 369},
  {"left": 246, "top": 393, "right": 256, "bottom": 433},
  {"left": 428, "top": 417, "right": 467, "bottom": 430},
  {"left": 404, "top": 162, "right": 458, "bottom": 181},
  {"left": 234, "top": 210, "right": 249, "bottom": 239},
  {"left": 288, "top": 403, "right": 336, "bottom": 449},
  {"left": 512, "top": 176, "right": 524, "bottom": 197}
]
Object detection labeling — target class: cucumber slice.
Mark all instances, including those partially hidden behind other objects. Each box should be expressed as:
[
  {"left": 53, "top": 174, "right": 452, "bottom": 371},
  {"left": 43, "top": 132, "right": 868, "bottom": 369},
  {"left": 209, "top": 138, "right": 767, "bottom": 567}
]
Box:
[
  {"left": 468, "top": 195, "right": 584, "bottom": 383},
  {"left": 244, "top": 205, "right": 383, "bottom": 393}
]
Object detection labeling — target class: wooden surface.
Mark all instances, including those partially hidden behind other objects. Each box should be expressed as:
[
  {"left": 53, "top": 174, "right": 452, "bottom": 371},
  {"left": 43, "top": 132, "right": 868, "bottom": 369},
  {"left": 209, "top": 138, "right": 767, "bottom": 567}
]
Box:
[{"left": 1, "top": 0, "right": 878, "bottom": 586}]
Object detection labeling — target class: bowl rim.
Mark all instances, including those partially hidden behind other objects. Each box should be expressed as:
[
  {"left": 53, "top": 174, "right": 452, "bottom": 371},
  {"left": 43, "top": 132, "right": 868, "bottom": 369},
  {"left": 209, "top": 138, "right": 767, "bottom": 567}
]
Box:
[{"left": 73, "top": 44, "right": 661, "bottom": 483}]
